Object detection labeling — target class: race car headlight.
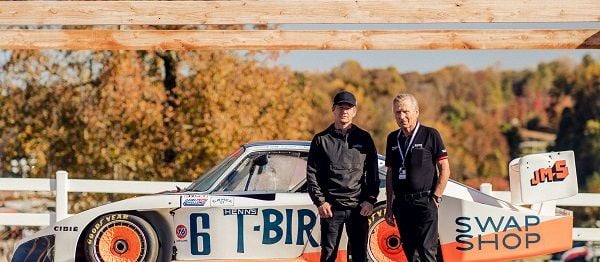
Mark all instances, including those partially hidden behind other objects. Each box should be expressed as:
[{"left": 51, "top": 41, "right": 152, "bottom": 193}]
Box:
[{"left": 11, "top": 235, "right": 55, "bottom": 262}]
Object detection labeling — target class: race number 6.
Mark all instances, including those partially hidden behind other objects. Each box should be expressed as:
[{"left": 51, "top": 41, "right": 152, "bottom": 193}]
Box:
[{"left": 190, "top": 213, "right": 211, "bottom": 255}]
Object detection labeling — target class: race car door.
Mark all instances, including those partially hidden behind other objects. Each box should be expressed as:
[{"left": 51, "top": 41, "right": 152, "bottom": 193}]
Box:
[{"left": 173, "top": 151, "right": 321, "bottom": 260}]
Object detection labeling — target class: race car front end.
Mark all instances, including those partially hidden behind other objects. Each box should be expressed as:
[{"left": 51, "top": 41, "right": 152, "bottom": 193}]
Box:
[{"left": 11, "top": 194, "right": 181, "bottom": 261}]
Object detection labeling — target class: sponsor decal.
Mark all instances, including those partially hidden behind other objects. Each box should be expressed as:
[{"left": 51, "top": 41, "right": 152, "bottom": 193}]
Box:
[
  {"left": 455, "top": 215, "right": 541, "bottom": 251},
  {"left": 176, "top": 224, "right": 188, "bottom": 239},
  {"left": 224, "top": 208, "right": 258, "bottom": 216},
  {"left": 530, "top": 160, "right": 569, "bottom": 186},
  {"left": 210, "top": 196, "right": 234, "bottom": 207},
  {"left": 54, "top": 226, "right": 79, "bottom": 232},
  {"left": 189, "top": 208, "right": 318, "bottom": 255},
  {"left": 183, "top": 195, "right": 209, "bottom": 207}
]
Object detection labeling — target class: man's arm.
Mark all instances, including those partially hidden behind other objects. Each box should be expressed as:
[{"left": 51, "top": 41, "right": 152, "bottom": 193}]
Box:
[
  {"left": 364, "top": 135, "right": 380, "bottom": 204},
  {"left": 306, "top": 137, "right": 325, "bottom": 207},
  {"left": 431, "top": 129, "right": 449, "bottom": 205},
  {"left": 432, "top": 158, "right": 450, "bottom": 201},
  {"left": 383, "top": 132, "right": 396, "bottom": 226},
  {"left": 359, "top": 135, "right": 380, "bottom": 216},
  {"left": 384, "top": 166, "right": 395, "bottom": 226}
]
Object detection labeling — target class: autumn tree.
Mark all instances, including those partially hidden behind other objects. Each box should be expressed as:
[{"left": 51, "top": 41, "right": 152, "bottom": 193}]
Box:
[
  {"left": 0, "top": 50, "right": 110, "bottom": 178},
  {"left": 0, "top": 50, "right": 313, "bottom": 182},
  {"left": 166, "top": 51, "right": 313, "bottom": 181},
  {"left": 551, "top": 55, "right": 600, "bottom": 190},
  {"left": 305, "top": 60, "right": 406, "bottom": 151},
  {"left": 407, "top": 65, "right": 510, "bottom": 188}
]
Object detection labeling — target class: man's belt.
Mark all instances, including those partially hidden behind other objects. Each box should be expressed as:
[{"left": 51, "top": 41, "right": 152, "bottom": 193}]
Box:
[{"left": 399, "top": 190, "right": 431, "bottom": 201}]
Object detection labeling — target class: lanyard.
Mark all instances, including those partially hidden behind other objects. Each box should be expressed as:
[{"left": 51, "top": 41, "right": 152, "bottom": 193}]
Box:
[{"left": 396, "top": 122, "right": 420, "bottom": 167}]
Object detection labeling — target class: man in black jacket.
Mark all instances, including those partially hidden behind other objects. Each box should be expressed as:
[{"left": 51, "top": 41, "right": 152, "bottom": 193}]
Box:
[{"left": 306, "top": 90, "right": 380, "bottom": 262}]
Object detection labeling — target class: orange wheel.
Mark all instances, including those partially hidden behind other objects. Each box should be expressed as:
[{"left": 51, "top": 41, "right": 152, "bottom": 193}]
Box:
[
  {"left": 84, "top": 213, "right": 158, "bottom": 262},
  {"left": 367, "top": 205, "right": 408, "bottom": 262}
]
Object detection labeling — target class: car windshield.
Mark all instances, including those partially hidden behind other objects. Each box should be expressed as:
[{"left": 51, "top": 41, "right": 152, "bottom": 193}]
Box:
[
  {"left": 186, "top": 147, "right": 244, "bottom": 192},
  {"left": 213, "top": 151, "right": 309, "bottom": 192}
]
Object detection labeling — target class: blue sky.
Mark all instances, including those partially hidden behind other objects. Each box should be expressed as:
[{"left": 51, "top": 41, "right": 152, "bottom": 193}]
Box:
[
  {"left": 274, "top": 23, "right": 600, "bottom": 73},
  {"left": 276, "top": 50, "right": 598, "bottom": 73}
]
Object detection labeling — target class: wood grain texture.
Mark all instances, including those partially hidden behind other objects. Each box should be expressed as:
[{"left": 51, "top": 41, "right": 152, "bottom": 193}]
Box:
[
  {"left": 0, "top": 29, "right": 597, "bottom": 50},
  {"left": 0, "top": 1, "right": 598, "bottom": 25}
]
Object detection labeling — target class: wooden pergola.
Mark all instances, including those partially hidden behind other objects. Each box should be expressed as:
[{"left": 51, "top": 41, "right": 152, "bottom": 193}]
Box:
[{"left": 0, "top": 0, "right": 598, "bottom": 50}]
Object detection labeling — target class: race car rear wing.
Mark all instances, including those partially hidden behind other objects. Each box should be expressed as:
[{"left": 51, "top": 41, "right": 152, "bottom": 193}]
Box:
[{"left": 508, "top": 150, "right": 578, "bottom": 215}]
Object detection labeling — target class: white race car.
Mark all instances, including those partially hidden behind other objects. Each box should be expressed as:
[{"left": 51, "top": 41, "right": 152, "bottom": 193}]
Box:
[{"left": 11, "top": 141, "right": 577, "bottom": 261}]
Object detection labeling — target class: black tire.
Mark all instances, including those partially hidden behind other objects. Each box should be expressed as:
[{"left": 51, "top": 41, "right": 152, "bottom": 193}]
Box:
[
  {"left": 84, "top": 213, "right": 159, "bottom": 262},
  {"left": 366, "top": 204, "right": 407, "bottom": 262}
]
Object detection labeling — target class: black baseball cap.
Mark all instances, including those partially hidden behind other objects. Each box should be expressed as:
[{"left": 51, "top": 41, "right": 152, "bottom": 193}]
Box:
[{"left": 333, "top": 91, "right": 357, "bottom": 106}]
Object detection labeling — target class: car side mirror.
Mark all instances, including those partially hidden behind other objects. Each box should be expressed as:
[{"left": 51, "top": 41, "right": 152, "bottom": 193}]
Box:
[{"left": 253, "top": 154, "right": 268, "bottom": 166}]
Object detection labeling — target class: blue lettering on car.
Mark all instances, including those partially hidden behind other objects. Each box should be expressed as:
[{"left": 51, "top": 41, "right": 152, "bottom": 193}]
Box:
[
  {"left": 190, "top": 213, "right": 211, "bottom": 255},
  {"left": 189, "top": 208, "right": 319, "bottom": 255},
  {"left": 454, "top": 215, "right": 541, "bottom": 251}
]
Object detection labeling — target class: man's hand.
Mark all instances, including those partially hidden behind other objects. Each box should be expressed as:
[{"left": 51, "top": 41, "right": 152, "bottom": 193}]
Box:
[
  {"left": 431, "top": 195, "right": 442, "bottom": 208},
  {"left": 359, "top": 201, "right": 374, "bottom": 216},
  {"left": 384, "top": 208, "right": 395, "bottom": 226},
  {"left": 431, "top": 198, "right": 440, "bottom": 208},
  {"left": 318, "top": 202, "right": 333, "bottom": 218}
]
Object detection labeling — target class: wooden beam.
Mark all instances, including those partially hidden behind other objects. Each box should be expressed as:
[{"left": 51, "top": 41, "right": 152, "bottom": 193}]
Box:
[
  {"left": 0, "top": 1, "right": 598, "bottom": 25},
  {"left": 0, "top": 29, "right": 597, "bottom": 50}
]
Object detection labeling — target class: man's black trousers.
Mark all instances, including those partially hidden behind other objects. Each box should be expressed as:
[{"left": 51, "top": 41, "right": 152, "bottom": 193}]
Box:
[
  {"left": 319, "top": 207, "right": 368, "bottom": 262},
  {"left": 393, "top": 196, "right": 439, "bottom": 262}
]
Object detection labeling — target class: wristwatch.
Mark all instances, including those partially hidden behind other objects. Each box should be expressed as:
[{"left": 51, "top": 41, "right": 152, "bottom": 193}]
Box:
[{"left": 432, "top": 195, "right": 442, "bottom": 203}]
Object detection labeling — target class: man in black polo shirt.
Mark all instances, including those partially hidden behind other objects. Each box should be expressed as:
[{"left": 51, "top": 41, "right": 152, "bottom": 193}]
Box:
[
  {"left": 307, "top": 90, "right": 380, "bottom": 262},
  {"left": 384, "top": 93, "right": 450, "bottom": 262}
]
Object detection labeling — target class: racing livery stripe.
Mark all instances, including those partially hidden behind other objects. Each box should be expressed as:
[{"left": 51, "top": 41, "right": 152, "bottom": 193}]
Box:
[
  {"left": 440, "top": 216, "right": 572, "bottom": 261},
  {"left": 301, "top": 250, "right": 347, "bottom": 262},
  {"left": 171, "top": 251, "right": 348, "bottom": 262}
]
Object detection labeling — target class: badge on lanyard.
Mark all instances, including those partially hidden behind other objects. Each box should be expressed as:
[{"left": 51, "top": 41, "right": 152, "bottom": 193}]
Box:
[
  {"left": 397, "top": 122, "right": 420, "bottom": 181},
  {"left": 398, "top": 166, "right": 407, "bottom": 180}
]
